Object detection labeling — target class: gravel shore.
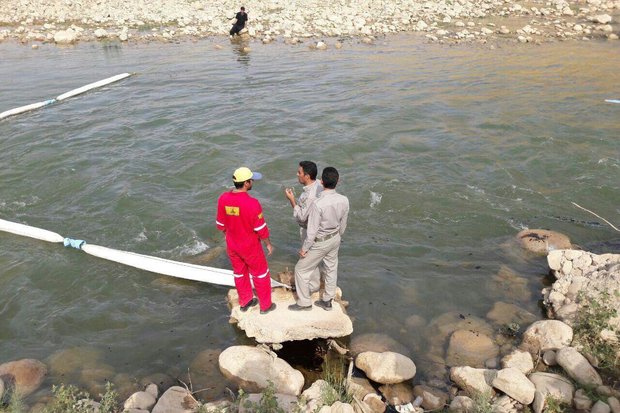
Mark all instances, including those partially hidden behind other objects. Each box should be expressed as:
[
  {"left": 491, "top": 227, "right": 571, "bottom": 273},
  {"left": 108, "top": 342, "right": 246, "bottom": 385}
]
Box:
[{"left": 0, "top": 0, "right": 618, "bottom": 46}]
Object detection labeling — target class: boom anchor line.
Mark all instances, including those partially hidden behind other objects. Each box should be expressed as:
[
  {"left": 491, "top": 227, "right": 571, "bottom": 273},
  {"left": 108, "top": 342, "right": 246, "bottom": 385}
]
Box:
[
  {"left": 0, "top": 73, "right": 133, "bottom": 120},
  {"left": 0, "top": 218, "right": 289, "bottom": 289}
]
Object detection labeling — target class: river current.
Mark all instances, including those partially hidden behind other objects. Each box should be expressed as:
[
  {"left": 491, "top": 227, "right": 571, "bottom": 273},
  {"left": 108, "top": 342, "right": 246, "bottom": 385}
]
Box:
[{"left": 1, "top": 36, "right": 619, "bottom": 399}]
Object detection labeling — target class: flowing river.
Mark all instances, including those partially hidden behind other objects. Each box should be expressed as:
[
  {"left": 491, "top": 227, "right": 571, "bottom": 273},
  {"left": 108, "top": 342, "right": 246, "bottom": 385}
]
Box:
[{"left": 1, "top": 36, "right": 619, "bottom": 399}]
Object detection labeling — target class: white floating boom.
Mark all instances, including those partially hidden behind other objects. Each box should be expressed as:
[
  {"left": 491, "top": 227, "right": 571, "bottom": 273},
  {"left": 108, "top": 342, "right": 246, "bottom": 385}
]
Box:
[
  {"left": 0, "top": 218, "right": 289, "bottom": 289},
  {"left": 0, "top": 73, "right": 132, "bottom": 120}
]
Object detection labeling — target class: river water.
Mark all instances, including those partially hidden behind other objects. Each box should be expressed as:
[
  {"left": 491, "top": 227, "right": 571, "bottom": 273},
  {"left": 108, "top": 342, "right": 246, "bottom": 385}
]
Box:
[{"left": 1, "top": 36, "right": 619, "bottom": 400}]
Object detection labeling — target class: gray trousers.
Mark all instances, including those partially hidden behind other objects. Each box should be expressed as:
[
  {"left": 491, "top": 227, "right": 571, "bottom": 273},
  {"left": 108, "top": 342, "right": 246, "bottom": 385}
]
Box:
[{"left": 294, "top": 233, "right": 340, "bottom": 306}]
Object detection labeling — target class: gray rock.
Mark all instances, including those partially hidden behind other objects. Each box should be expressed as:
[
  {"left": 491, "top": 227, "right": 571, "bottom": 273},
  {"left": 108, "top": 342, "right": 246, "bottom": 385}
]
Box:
[
  {"left": 355, "top": 351, "right": 416, "bottom": 384},
  {"left": 528, "top": 372, "right": 574, "bottom": 413},
  {"left": 492, "top": 368, "right": 535, "bottom": 405},
  {"left": 516, "top": 229, "right": 571, "bottom": 254},
  {"left": 53, "top": 29, "right": 78, "bottom": 44},
  {"left": 542, "top": 350, "right": 557, "bottom": 366},
  {"left": 573, "top": 388, "right": 593, "bottom": 410},
  {"left": 123, "top": 391, "right": 156, "bottom": 411},
  {"left": 522, "top": 320, "right": 573, "bottom": 353},
  {"left": 501, "top": 349, "right": 533, "bottom": 374},
  {"left": 219, "top": 346, "right": 304, "bottom": 395},
  {"left": 607, "top": 397, "right": 620, "bottom": 413},
  {"left": 145, "top": 383, "right": 158, "bottom": 399},
  {"left": 449, "top": 366, "right": 496, "bottom": 396},
  {"left": 556, "top": 347, "right": 602, "bottom": 386},
  {"left": 450, "top": 395, "right": 475, "bottom": 413},
  {"left": 228, "top": 288, "right": 352, "bottom": 343},
  {"left": 151, "top": 386, "right": 197, "bottom": 413},
  {"left": 592, "top": 401, "right": 612, "bottom": 413}
]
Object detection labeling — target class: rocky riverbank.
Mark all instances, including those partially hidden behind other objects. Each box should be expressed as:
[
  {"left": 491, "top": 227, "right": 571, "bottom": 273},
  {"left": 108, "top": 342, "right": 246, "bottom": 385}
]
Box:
[
  {"left": 0, "top": 0, "right": 618, "bottom": 46},
  {"left": 1, "top": 228, "right": 618, "bottom": 413}
]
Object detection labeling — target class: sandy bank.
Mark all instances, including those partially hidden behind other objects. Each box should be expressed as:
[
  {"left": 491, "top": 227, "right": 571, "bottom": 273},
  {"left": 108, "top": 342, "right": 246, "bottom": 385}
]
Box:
[{"left": 0, "top": 0, "right": 618, "bottom": 46}]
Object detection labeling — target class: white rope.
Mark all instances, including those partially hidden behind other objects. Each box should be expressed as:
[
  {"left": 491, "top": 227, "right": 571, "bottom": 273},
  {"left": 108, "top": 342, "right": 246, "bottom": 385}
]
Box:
[
  {"left": 571, "top": 202, "right": 620, "bottom": 232},
  {"left": 0, "top": 73, "right": 132, "bottom": 120},
  {"left": 0, "top": 218, "right": 289, "bottom": 288}
]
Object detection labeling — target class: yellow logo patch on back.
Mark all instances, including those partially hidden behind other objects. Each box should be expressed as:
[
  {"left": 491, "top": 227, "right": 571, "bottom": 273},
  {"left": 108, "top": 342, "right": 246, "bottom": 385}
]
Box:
[
  {"left": 225, "top": 206, "right": 240, "bottom": 216},
  {"left": 258, "top": 213, "right": 263, "bottom": 219}
]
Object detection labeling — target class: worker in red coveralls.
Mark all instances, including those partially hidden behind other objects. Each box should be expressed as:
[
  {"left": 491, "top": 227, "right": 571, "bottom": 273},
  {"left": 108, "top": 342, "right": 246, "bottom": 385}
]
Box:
[{"left": 216, "top": 167, "right": 276, "bottom": 314}]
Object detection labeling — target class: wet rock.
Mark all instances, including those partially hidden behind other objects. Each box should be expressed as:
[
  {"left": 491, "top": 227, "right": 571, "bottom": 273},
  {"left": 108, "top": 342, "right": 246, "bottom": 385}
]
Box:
[
  {"left": 450, "top": 395, "right": 475, "bottom": 413},
  {"left": 48, "top": 347, "right": 102, "bottom": 378},
  {"left": 592, "top": 401, "right": 612, "bottom": 413},
  {"left": 529, "top": 372, "right": 574, "bottom": 413},
  {"left": 574, "top": 388, "right": 593, "bottom": 410},
  {"left": 542, "top": 350, "right": 557, "bottom": 366},
  {"left": 188, "top": 348, "right": 226, "bottom": 399},
  {"left": 362, "top": 393, "right": 386, "bottom": 413},
  {"left": 379, "top": 382, "right": 413, "bottom": 405},
  {"left": 446, "top": 329, "right": 499, "bottom": 367},
  {"left": 516, "top": 229, "right": 571, "bottom": 254},
  {"left": 219, "top": 345, "right": 304, "bottom": 395},
  {"left": 351, "top": 333, "right": 410, "bottom": 357},
  {"left": 501, "top": 349, "right": 533, "bottom": 374},
  {"left": 124, "top": 390, "right": 157, "bottom": 411},
  {"left": 556, "top": 347, "right": 602, "bottom": 386},
  {"left": 53, "top": 29, "right": 78, "bottom": 44},
  {"left": 355, "top": 351, "right": 416, "bottom": 384},
  {"left": 240, "top": 393, "right": 300, "bottom": 413},
  {"left": 449, "top": 366, "right": 496, "bottom": 396},
  {"left": 348, "top": 376, "right": 376, "bottom": 400},
  {"left": 0, "top": 359, "right": 47, "bottom": 397},
  {"left": 228, "top": 288, "right": 352, "bottom": 343},
  {"left": 412, "top": 385, "right": 448, "bottom": 410},
  {"left": 487, "top": 302, "right": 538, "bottom": 327},
  {"left": 522, "top": 320, "right": 573, "bottom": 353},
  {"left": 491, "top": 367, "right": 535, "bottom": 404},
  {"left": 489, "top": 266, "right": 532, "bottom": 302},
  {"left": 426, "top": 311, "right": 495, "bottom": 344},
  {"left": 151, "top": 386, "right": 197, "bottom": 413}
]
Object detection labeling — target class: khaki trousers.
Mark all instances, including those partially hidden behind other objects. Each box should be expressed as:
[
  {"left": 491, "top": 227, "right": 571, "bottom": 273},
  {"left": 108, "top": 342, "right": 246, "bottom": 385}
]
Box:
[{"left": 294, "top": 233, "right": 340, "bottom": 306}]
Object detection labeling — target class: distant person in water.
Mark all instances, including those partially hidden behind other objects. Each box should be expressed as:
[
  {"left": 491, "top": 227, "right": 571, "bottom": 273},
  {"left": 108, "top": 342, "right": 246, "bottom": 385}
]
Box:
[{"left": 230, "top": 6, "right": 248, "bottom": 37}]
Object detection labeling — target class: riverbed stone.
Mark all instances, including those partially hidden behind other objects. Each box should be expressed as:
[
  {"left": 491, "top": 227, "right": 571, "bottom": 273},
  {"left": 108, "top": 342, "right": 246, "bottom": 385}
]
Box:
[
  {"left": 592, "top": 401, "right": 612, "bottom": 413},
  {"left": 412, "top": 384, "right": 448, "bottom": 410},
  {"left": 451, "top": 395, "right": 475, "bottom": 413},
  {"left": 355, "top": 351, "right": 416, "bottom": 384},
  {"left": 486, "top": 302, "right": 538, "bottom": 327},
  {"left": 123, "top": 390, "right": 157, "bottom": 411},
  {"left": 379, "top": 382, "right": 413, "bottom": 405},
  {"left": 219, "top": 345, "right": 304, "bottom": 395},
  {"left": 151, "top": 386, "right": 197, "bottom": 413},
  {"left": 188, "top": 348, "right": 226, "bottom": 399},
  {"left": 449, "top": 366, "right": 496, "bottom": 396},
  {"left": 488, "top": 266, "right": 532, "bottom": 302},
  {"left": 228, "top": 288, "right": 352, "bottom": 343},
  {"left": 0, "top": 358, "right": 47, "bottom": 397},
  {"left": 351, "top": 333, "right": 410, "bottom": 357},
  {"left": 555, "top": 347, "right": 602, "bottom": 386},
  {"left": 53, "top": 29, "right": 78, "bottom": 44},
  {"left": 522, "top": 320, "right": 573, "bottom": 353},
  {"left": 574, "top": 388, "right": 593, "bottom": 410},
  {"left": 608, "top": 397, "right": 620, "bottom": 413},
  {"left": 516, "top": 229, "right": 571, "bottom": 254},
  {"left": 425, "top": 311, "right": 495, "bottom": 345},
  {"left": 446, "top": 329, "right": 499, "bottom": 367},
  {"left": 491, "top": 367, "right": 535, "bottom": 404},
  {"left": 348, "top": 376, "right": 376, "bottom": 400},
  {"left": 528, "top": 372, "right": 574, "bottom": 413},
  {"left": 542, "top": 350, "right": 557, "bottom": 366},
  {"left": 501, "top": 349, "right": 533, "bottom": 374}
]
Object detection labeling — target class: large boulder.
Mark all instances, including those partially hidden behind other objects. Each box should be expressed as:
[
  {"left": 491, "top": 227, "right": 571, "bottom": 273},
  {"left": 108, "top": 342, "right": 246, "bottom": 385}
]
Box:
[
  {"left": 449, "top": 367, "right": 496, "bottom": 396},
  {"left": 0, "top": 359, "right": 47, "bottom": 396},
  {"left": 555, "top": 347, "right": 602, "bottom": 386},
  {"left": 516, "top": 229, "right": 571, "bottom": 254},
  {"left": 151, "top": 386, "right": 197, "bottom": 413},
  {"left": 491, "top": 368, "right": 535, "bottom": 405},
  {"left": 522, "top": 320, "right": 573, "bottom": 353},
  {"left": 528, "top": 372, "right": 574, "bottom": 413},
  {"left": 219, "top": 346, "right": 304, "bottom": 395},
  {"left": 350, "top": 334, "right": 410, "bottom": 357},
  {"left": 228, "top": 288, "right": 352, "bottom": 343},
  {"left": 446, "top": 329, "right": 499, "bottom": 368},
  {"left": 501, "top": 349, "right": 533, "bottom": 374},
  {"left": 355, "top": 352, "right": 416, "bottom": 384}
]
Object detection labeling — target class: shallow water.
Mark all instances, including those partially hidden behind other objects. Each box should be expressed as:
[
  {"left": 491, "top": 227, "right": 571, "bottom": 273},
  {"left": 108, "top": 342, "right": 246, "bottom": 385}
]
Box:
[{"left": 1, "top": 36, "right": 619, "bottom": 399}]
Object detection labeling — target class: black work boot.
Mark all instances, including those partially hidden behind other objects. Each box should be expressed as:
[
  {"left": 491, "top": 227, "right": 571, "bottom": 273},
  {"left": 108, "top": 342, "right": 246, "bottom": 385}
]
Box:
[
  {"left": 314, "top": 299, "right": 333, "bottom": 311},
  {"left": 240, "top": 297, "right": 258, "bottom": 312}
]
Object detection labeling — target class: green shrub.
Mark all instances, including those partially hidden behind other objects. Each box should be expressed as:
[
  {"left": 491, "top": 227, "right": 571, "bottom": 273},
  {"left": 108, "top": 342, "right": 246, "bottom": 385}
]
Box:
[
  {"left": 471, "top": 391, "right": 493, "bottom": 413},
  {"left": 320, "top": 354, "right": 353, "bottom": 406},
  {"left": 43, "top": 382, "right": 120, "bottom": 413},
  {"left": 0, "top": 391, "right": 26, "bottom": 413},
  {"left": 573, "top": 291, "right": 620, "bottom": 378},
  {"left": 544, "top": 394, "right": 565, "bottom": 413}
]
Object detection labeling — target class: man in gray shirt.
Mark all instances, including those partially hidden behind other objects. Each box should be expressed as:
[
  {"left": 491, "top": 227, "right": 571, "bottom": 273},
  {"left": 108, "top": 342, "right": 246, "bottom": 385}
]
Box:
[
  {"left": 289, "top": 167, "right": 349, "bottom": 311},
  {"left": 284, "top": 160, "right": 323, "bottom": 243}
]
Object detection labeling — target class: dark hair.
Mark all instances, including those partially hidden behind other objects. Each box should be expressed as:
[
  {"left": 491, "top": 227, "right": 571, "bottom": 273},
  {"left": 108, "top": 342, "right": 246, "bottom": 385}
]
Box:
[
  {"left": 240, "top": 6, "right": 245, "bottom": 10},
  {"left": 299, "top": 160, "right": 318, "bottom": 180},
  {"left": 321, "top": 167, "right": 339, "bottom": 189},
  {"left": 233, "top": 181, "right": 245, "bottom": 189}
]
